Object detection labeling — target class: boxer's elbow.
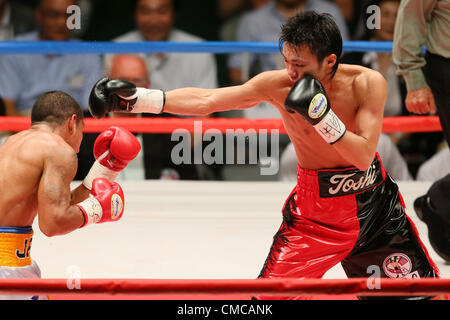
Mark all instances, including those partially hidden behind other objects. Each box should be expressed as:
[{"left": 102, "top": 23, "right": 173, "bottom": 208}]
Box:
[
  {"left": 38, "top": 210, "right": 74, "bottom": 237},
  {"left": 354, "top": 152, "right": 376, "bottom": 171},
  {"left": 39, "top": 220, "right": 63, "bottom": 237},
  {"left": 39, "top": 221, "right": 60, "bottom": 237},
  {"left": 336, "top": 134, "right": 377, "bottom": 171},
  {"left": 355, "top": 160, "right": 372, "bottom": 172}
]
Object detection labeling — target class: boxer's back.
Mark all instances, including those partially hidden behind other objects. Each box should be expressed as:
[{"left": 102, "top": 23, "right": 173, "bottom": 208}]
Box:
[{"left": 0, "top": 129, "right": 65, "bottom": 227}]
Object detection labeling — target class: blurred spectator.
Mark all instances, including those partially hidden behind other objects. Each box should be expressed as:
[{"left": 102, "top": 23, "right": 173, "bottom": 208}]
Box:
[
  {"left": 105, "top": 0, "right": 220, "bottom": 180},
  {"left": 337, "top": 0, "right": 398, "bottom": 41},
  {"left": 219, "top": 0, "right": 270, "bottom": 42},
  {"left": 69, "top": 0, "right": 93, "bottom": 39},
  {"left": 416, "top": 146, "right": 450, "bottom": 182},
  {"left": 337, "top": 0, "right": 379, "bottom": 41},
  {"left": 334, "top": 0, "right": 354, "bottom": 24},
  {"left": 106, "top": 0, "right": 217, "bottom": 91},
  {"left": 0, "top": 0, "right": 102, "bottom": 115},
  {"left": 0, "top": 0, "right": 103, "bottom": 180},
  {"left": 0, "top": 0, "right": 35, "bottom": 40},
  {"left": 376, "top": 133, "right": 413, "bottom": 181},
  {"left": 227, "top": 0, "right": 349, "bottom": 85},
  {"left": 279, "top": 134, "right": 413, "bottom": 182},
  {"left": 217, "top": 0, "right": 250, "bottom": 21},
  {"left": 341, "top": 0, "right": 443, "bottom": 177},
  {"left": 342, "top": 0, "right": 405, "bottom": 117}
]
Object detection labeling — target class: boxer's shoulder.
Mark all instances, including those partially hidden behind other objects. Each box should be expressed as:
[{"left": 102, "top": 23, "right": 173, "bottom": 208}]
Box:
[
  {"left": 339, "top": 64, "right": 385, "bottom": 88},
  {"left": 336, "top": 64, "right": 386, "bottom": 102},
  {"left": 250, "top": 69, "right": 294, "bottom": 102},
  {"left": 16, "top": 130, "right": 77, "bottom": 169}
]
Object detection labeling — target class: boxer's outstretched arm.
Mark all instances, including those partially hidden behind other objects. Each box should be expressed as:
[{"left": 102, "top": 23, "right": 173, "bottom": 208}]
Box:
[
  {"left": 332, "top": 71, "right": 387, "bottom": 170},
  {"left": 89, "top": 71, "right": 274, "bottom": 118},
  {"left": 37, "top": 147, "right": 85, "bottom": 236},
  {"left": 163, "top": 80, "right": 265, "bottom": 116},
  {"left": 162, "top": 71, "right": 273, "bottom": 115}
]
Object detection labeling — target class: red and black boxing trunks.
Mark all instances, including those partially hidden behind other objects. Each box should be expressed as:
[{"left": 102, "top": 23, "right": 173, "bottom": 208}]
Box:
[{"left": 258, "top": 153, "right": 439, "bottom": 300}]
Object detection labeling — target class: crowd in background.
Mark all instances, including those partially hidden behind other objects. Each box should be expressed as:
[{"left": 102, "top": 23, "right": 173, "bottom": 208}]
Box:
[{"left": 0, "top": 0, "right": 446, "bottom": 182}]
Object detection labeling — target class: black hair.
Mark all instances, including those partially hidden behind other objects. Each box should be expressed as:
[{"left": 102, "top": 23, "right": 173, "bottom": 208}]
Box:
[
  {"left": 31, "top": 91, "right": 84, "bottom": 126},
  {"left": 279, "top": 11, "right": 343, "bottom": 78}
]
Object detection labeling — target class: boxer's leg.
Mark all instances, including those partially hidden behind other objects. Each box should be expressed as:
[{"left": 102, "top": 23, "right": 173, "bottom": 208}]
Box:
[
  {"left": 257, "top": 188, "right": 361, "bottom": 300},
  {"left": 342, "top": 175, "right": 439, "bottom": 300}
]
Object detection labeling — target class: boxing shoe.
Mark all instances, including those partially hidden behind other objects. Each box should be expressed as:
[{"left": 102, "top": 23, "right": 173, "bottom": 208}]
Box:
[{"left": 414, "top": 195, "right": 450, "bottom": 262}]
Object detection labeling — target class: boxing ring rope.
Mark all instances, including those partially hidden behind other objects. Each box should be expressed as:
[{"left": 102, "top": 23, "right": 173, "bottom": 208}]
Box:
[
  {"left": 0, "top": 40, "right": 437, "bottom": 135},
  {"left": 0, "top": 40, "right": 394, "bottom": 54},
  {"left": 0, "top": 40, "right": 445, "bottom": 299},
  {"left": 0, "top": 278, "right": 449, "bottom": 297},
  {"left": 0, "top": 116, "right": 442, "bottom": 133}
]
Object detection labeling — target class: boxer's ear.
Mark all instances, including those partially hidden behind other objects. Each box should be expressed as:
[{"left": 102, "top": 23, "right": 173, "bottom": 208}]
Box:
[{"left": 67, "top": 114, "right": 78, "bottom": 135}]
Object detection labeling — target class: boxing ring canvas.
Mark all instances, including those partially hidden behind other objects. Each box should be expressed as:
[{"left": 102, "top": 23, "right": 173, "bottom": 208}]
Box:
[{"left": 30, "top": 180, "right": 450, "bottom": 283}]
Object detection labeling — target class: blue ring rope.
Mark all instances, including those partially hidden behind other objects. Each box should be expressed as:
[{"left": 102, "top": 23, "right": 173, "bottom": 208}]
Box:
[{"left": 0, "top": 41, "right": 394, "bottom": 55}]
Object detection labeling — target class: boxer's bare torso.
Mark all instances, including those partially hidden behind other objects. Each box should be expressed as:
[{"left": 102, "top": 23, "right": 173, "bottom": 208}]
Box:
[
  {"left": 263, "top": 64, "right": 383, "bottom": 169},
  {"left": 0, "top": 126, "right": 78, "bottom": 227}
]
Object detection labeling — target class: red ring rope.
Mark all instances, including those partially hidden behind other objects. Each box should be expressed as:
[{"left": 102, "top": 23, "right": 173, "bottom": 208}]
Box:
[
  {"left": 0, "top": 115, "right": 445, "bottom": 298},
  {"left": 0, "top": 278, "right": 449, "bottom": 297},
  {"left": 0, "top": 116, "right": 442, "bottom": 134}
]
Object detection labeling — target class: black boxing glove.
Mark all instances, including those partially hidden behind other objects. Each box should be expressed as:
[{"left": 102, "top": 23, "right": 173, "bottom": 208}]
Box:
[
  {"left": 89, "top": 77, "right": 165, "bottom": 119},
  {"left": 284, "top": 75, "right": 346, "bottom": 144}
]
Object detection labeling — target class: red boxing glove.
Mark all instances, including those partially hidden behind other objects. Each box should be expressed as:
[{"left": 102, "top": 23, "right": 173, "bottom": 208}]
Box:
[
  {"left": 83, "top": 126, "right": 141, "bottom": 189},
  {"left": 76, "top": 178, "right": 125, "bottom": 227}
]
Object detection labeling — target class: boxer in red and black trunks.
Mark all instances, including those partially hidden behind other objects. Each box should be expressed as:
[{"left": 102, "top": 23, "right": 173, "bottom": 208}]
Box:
[
  {"left": 88, "top": 11, "right": 440, "bottom": 299},
  {"left": 259, "top": 153, "right": 439, "bottom": 299}
]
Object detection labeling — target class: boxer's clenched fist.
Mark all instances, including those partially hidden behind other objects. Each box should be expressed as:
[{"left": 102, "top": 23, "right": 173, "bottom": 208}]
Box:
[
  {"left": 83, "top": 126, "right": 141, "bottom": 190},
  {"left": 77, "top": 178, "right": 125, "bottom": 227},
  {"left": 89, "top": 77, "right": 165, "bottom": 119}
]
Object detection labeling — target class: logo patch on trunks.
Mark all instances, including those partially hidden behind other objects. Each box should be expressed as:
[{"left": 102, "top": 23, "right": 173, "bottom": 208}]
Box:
[
  {"left": 383, "top": 253, "right": 416, "bottom": 278},
  {"left": 318, "top": 157, "right": 384, "bottom": 197}
]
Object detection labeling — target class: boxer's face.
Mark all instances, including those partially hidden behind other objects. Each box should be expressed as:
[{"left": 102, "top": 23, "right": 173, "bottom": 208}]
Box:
[
  {"left": 136, "top": 0, "right": 174, "bottom": 41},
  {"left": 282, "top": 43, "right": 336, "bottom": 84}
]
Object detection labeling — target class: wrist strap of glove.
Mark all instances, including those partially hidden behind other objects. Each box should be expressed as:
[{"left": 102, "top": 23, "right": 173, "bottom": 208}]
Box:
[
  {"left": 313, "top": 108, "right": 347, "bottom": 144},
  {"left": 122, "top": 88, "right": 165, "bottom": 114},
  {"left": 82, "top": 159, "right": 119, "bottom": 190},
  {"left": 76, "top": 196, "right": 103, "bottom": 228}
]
